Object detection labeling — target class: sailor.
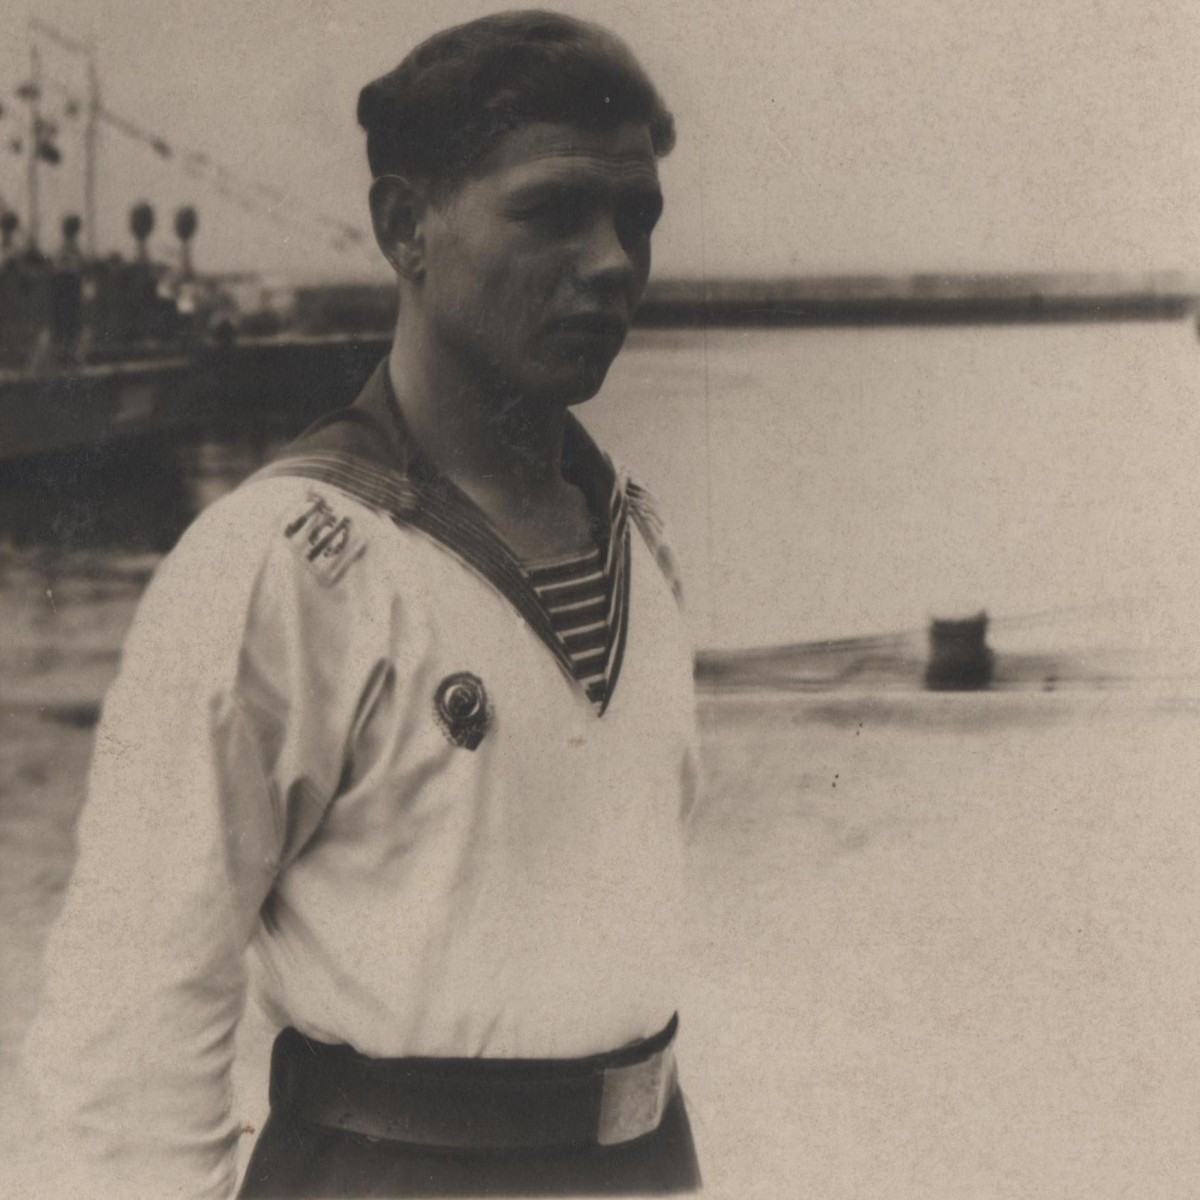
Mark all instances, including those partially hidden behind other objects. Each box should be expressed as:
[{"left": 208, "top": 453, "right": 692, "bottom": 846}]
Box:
[{"left": 25, "top": 11, "right": 701, "bottom": 1198}]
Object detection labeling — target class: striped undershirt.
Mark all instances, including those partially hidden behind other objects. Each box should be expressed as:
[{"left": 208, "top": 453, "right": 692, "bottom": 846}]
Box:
[{"left": 524, "top": 542, "right": 618, "bottom": 708}]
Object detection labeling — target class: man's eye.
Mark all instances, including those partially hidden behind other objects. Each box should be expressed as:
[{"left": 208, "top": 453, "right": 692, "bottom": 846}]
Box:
[
  {"left": 616, "top": 199, "right": 661, "bottom": 241},
  {"left": 523, "top": 195, "right": 588, "bottom": 233}
]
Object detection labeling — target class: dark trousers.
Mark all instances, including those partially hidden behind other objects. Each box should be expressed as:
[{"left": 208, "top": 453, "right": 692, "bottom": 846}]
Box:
[{"left": 238, "top": 1087, "right": 701, "bottom": 1197}]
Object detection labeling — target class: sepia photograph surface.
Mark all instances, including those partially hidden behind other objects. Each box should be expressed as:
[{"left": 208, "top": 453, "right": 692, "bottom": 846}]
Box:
[{"left": 2, "top": 2, "right": 1200, "bottom": 1197}]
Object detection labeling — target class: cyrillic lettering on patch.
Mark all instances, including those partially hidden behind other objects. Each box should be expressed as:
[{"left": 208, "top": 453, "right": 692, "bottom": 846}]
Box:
[{"left": 282, "top": 491, "right": 366, "bottom": 585}]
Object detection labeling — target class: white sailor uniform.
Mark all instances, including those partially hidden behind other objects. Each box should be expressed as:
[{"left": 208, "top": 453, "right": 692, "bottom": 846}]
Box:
[{"left": 24, "top": 362, "right": 701, "bottom": 1199}]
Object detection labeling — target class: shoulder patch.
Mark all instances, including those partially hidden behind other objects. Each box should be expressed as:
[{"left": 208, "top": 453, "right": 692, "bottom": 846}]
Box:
[{"left": 281, "top": 490, "right": 367, "bottom": 585}]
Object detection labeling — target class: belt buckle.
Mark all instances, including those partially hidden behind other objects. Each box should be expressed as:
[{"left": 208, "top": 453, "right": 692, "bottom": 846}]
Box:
[{"left": 596, "top": 1045, "right": 676, "bottom": 1146}]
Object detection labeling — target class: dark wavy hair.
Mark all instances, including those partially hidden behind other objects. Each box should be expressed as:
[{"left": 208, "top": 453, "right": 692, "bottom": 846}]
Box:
[{"left": 357, "top": 10, "right": 675, "bottom": 195}]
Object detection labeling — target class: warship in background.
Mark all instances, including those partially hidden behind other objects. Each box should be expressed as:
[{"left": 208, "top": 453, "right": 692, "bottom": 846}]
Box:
[
  {"left": 0, "top": 201, "right": 239, "bottom": 371},
  {"left": 0, "top": 14, "right": 394, "bottom": 465}
]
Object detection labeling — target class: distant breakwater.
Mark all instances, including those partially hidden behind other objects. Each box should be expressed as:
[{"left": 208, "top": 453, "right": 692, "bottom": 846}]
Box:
[
  {"left": 633, "top": 272, "right": 1200, "bottom": 327},
  {"left": 283, "top": 271, "right": 1200, "bottom": 334}
]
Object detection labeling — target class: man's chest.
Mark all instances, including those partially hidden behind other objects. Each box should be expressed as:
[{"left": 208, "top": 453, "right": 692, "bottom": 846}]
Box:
[{"left": 314, "top": 520, "right": 694, "bottom": 845}]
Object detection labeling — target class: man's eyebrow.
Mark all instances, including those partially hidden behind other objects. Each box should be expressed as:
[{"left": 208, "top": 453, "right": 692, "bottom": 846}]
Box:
[
  {"left": 505, "top": 177, "right": 663, "bottom": 208},
  {"left": 506, "top": 180, "right": 585, "bottom": 204}
]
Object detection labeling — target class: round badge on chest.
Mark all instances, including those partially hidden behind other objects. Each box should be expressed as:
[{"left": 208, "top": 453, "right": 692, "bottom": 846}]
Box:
[{"left": 433, "top": 672, "right": 491, "bottom": 750}]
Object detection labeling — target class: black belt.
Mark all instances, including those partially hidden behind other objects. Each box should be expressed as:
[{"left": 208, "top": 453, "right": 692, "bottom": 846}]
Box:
[{"left": 269, "top": 1015, "right": 680, "bottom": 1151}]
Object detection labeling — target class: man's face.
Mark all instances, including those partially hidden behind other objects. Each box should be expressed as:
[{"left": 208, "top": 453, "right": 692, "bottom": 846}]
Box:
[{"left": 416, "top": 121, "right": 663, "bottom": 406}]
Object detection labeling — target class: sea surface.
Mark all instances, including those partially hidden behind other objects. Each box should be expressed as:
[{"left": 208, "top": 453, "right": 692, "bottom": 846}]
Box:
[
  {"left": 4, "top": 318, "right": 1199, "bottom": 717},
  {"left": 9, "top": 319, "right": 1200, "bottom": 650},
  {"left": 591, "top": 321, "right": 1200, "bottom": 661}
]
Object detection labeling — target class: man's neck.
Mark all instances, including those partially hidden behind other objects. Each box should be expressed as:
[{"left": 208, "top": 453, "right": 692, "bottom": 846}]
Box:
[
  {"left": 386, "top": 325, "right": 597, "bottom": 562},
  {"left": 387, "top": 328, "right": 566, "bottom": 500}
]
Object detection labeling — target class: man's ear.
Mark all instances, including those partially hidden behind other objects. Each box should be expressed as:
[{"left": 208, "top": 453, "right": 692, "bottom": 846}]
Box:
[{"left": 369, "top": 175, "right": 427, "bottom": 281}]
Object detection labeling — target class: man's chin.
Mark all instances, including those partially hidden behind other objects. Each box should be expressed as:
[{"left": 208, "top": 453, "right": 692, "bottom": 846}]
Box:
[{"left": 527, "top": 355, "right": 615, "bottom": 406}]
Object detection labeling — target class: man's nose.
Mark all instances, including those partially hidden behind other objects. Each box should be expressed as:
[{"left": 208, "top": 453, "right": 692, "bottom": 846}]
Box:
[{"left": 576, "top": 216, "right": 638, "bottom": 299}]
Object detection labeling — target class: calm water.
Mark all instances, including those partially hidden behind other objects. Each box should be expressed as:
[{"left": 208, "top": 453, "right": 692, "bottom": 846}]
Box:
[
  {"left": 589, "top": 322, "right": 1200, "bottom": 660},
  {"left": 5, "top": 320, "right": 1199, "bottom": 658}
]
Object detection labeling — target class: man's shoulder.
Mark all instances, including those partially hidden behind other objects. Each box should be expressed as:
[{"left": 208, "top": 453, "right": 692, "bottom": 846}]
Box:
[
  {"left": 622, "top": 474, "right": 685, "bottom": 607},
  {"left": 147, "top": 472, "right": 386, "bottom": 615},
  {"left": 119, "top": 473, "right": 392, "bottom": 686},
  {"left": 173, "top": 472, "right": 357, "bottom": 569},
  {"left": 623, "top": 475, "right": 666, "bottom": 533}
]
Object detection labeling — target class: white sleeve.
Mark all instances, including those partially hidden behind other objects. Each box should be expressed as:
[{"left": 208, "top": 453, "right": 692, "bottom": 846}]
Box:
[{"left": 20, "top": 490, "right": 352, "bottom": 1200}]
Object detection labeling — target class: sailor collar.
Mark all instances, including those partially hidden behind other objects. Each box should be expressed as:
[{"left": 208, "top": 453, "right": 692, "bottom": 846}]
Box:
[{"left": 255, "top": 359, "right": 632, "bottom": 715}]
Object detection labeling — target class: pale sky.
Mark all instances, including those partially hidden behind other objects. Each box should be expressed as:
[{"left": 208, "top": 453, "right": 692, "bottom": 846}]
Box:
[{"left": 1, "top": 0, "right": 1197, "bottom": 282}]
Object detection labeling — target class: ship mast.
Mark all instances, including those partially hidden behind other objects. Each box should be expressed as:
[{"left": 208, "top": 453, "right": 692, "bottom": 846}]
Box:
[
  {"left": 25, "top": 18, "right": 101, "bottom": 256},
  {"left": 84, "top": 35, "right": 99, "bottom": 258},
  {"left": 25, "top": 32, "right": 42, "bottom": 250}
]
